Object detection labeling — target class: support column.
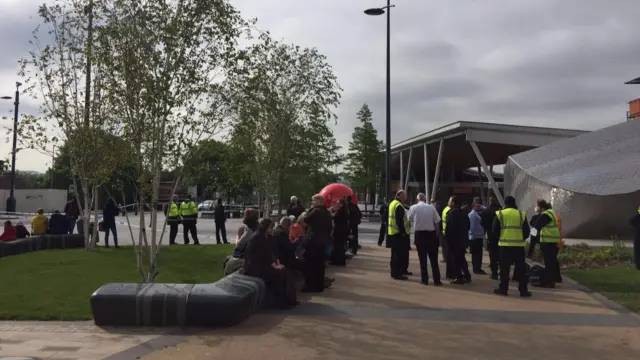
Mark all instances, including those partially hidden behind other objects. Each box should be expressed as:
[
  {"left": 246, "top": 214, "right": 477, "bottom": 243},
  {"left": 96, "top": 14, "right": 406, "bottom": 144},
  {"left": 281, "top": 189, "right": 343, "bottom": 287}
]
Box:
[
  {"left": 404, "top": 147, "right": 413, "bottom": 190},
  {"left": 400, "top": 150, "right": 404, "bottom": 191},
  {"left": 469, "top": 141, "right": 505, "bottom": 207},
  {"left": 423, "top": 143, "right": 429, "bottom": 201},
  {"left": 430, "top": 139, "right": 444, "bottom": 201}
]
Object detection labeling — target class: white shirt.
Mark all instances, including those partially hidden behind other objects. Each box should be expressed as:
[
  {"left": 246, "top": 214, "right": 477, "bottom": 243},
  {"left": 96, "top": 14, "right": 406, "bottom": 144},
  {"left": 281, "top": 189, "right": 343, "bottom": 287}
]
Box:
[{"left": 407, "top": 201, "right": 441, "bottom": 232}]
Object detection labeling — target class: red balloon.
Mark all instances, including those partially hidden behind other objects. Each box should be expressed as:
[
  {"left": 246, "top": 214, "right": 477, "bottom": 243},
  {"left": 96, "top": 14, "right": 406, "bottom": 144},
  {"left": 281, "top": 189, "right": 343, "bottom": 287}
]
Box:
[{"left": 319, "top": 183, "right": 357, "bottom": 208}]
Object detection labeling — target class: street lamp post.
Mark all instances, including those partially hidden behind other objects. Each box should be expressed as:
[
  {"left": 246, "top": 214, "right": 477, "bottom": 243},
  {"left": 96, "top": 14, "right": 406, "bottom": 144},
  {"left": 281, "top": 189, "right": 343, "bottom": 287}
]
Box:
[
  {"left": 1, "top": 82, "right": 21, "bottom": 213},
  {"left": 365, "top": 1, "right": 395, "bottom": 200}
]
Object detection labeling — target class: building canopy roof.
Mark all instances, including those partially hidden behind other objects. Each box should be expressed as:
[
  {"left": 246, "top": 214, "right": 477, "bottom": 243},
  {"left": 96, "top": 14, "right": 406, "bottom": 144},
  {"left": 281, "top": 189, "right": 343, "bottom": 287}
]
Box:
[{"left": 509, "top": 120, "right": 640, "bottom": 196}]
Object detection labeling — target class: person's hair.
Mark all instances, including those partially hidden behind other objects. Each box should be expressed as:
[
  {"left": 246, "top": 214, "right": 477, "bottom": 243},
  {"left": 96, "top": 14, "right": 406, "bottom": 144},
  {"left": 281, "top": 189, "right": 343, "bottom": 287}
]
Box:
[
  {"left": 449, "top": 196, "right": 457, "bottom": 205},
  {"left": 4, "top": 220, "right": 11, "bottom": 227},
  {"left": 312, "top": 194, "right": 324, "bottom": 204},
  {"left": 395, "top": 189, "right": 406, "bottom": 198},
  {"left": 536, "top": 199, "right": 550, "bottom": 210},
  {"left": 504, "top": 196, "right": 516, "bottom": 207},
  {"left": 489, "top": 196, "right": 498, "bottom": 205},
  {"left": 297, "top": 212, "right": 307, "bottom": 225},
  {"left": 279, "top": 216, "right": 292, "bottom": 227},
  {"left": 290, "top": 195, "right": 298, "bottom": 203},
  {"left": 37, "top": 208, "right": 45, "bottom": 214},
  {"left": 417, "top": 193, "right": 426, "bottom": 201},
  {"left": 473, "top": 197, "right": 482, "bottom": 205},
  {"left": 257, "top": 218, "right": 274, "bottom": 233},
  {"left": 243, "top": 209, "right": 259, "bottom": 229}
]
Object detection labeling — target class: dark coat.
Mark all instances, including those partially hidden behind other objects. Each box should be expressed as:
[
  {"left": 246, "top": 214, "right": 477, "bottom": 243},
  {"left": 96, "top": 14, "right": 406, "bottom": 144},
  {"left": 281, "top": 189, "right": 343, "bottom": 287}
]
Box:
[
  {"left": 214, "top": 204, "right": 226, "bottom": 223},
  {"left": 445, "top": 206, "right": 470, "bottom": 248},
  {"left": 243, "top": 231, "right": 277, "bottom": 282},
  {"left": 102, "top": 202, "right": 118, "bottom": 228},
  {"left": 48, "top": 213, "right": 68, "bottom": 235},
  {"left": 286, "top": 203, "right": 304, "bottom": 220},
  {"left": 333, "top": 207, "right": 350, "bottom": 238},
  {"left": 304, "top": 205, "right": 333, "bottom": 248},
  {"left": 631, "top": 213, "right": 640, "bottom": 241},
  {"left": 347, "top": 202, "right": 361, "bottom": 227},
  {"left": 480, "top": 203, "right": 502, "bottom": 243},
  {"left": 64, "top": 200, "right": 79, "bottom": 217},
  {"left": 16, "top": 225, "right": 30, "bottom": 239},
  {"left": 273, "top": 225, "right": 296, "bottom": 268}
]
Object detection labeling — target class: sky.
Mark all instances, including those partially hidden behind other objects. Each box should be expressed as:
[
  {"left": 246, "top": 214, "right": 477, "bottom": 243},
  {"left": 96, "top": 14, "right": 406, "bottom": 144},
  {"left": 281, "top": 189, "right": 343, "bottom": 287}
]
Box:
[{"left": 1, "top": 0, "right": 639, "bottom": 172}]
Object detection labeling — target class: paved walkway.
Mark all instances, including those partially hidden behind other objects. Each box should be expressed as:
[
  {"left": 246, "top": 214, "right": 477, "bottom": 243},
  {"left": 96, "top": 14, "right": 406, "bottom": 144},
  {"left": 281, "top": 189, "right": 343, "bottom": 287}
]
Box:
[
  {"left": 1, "top": 245, "right": 639, "bottom": 359},
  {"left": 141, "top": 246, "right": 640, "bottom": 360}
]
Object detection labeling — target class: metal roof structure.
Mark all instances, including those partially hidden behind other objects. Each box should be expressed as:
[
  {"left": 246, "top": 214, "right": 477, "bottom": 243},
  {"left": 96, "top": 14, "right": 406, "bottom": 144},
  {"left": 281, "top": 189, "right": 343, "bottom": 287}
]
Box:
[
  {"left": 625, "top": 76, "right": 640, "bottom": 84},
  {"left": 508, "top": 120, "right": 640, "bottom": 196}
]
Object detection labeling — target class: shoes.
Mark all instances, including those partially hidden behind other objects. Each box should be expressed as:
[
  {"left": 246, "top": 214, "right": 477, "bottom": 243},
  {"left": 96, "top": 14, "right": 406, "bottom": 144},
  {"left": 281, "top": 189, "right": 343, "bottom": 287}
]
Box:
[
  {"left": 403, "top": 271, "right": 414, "bottom": 276},
  {"left": 450, "top": 278, "right": 466, "bottom": 285},
  {"left": 520, "top": 291, "right": 533, "bottom": 298},
  {"left": 392, "top": 275, "right": 408, "bottom": 281},
  {"left": 420, "top": 280, "right": 429, "bottom": 285},
  {"left": 473, "top": 269, "right": 487, "bottom": 275},
  {"left": 490, "top": 274, "right": 499, "bottom": 280},
  {"left": 493, "top": 288, "right": 508, "bottom": 296},
  {"left": 433, "top": 281, "right": 443, "bottom": 286}
]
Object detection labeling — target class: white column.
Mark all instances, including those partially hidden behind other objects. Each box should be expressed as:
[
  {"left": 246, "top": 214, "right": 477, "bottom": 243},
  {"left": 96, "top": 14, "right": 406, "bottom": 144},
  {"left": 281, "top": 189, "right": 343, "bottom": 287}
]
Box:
[
  {"left": 404, "top": 147, "right": 413, "bottom": 190},
  {"left": 423, "top": 143, "right": 429, "bottom": 201},
  {"left": 469, "top": 141, "right": 505, "bottom": 207},
  {"left": 430, "top": 139, "right": 444, "bottom": 200}
]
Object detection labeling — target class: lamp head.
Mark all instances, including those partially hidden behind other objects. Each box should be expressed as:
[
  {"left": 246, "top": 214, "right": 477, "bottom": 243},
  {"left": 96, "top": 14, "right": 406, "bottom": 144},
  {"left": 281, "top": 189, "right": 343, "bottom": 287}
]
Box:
[{"left": 364, "top": 8, "right": 385, "bottom": 16}]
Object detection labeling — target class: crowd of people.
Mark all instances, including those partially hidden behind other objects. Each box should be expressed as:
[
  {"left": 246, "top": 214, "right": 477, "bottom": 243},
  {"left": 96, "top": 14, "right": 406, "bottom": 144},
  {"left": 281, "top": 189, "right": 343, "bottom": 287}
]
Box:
[
  {"left": 225, "top": 194, "right": 362, "bottom": 310},
  {"left": 380, "top": 189, "right": 566, "bottom": 297}
]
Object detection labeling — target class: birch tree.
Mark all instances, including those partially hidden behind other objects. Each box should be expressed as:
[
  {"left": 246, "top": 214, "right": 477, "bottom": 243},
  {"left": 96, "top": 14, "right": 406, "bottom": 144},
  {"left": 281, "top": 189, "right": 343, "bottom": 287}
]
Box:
[
  {"left": 94, "top": 0, "right": 248, "bottom": 282},
  {"left": 18, "top": 0, "right": 125, "bottom": 248}
]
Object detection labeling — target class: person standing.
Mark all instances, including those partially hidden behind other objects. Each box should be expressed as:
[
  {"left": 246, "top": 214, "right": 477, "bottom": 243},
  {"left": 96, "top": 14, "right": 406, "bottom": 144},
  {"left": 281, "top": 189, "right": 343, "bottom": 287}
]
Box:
[
  {"left": 167, "top": 195, "right": 181, "bottom": 245},
  {"left": 631, "top": 206, "right": 640, "bottom": 270},
  {"left": 214, "top": 198, "right": 229, "bottom": 244},
  {"left": 180, "top": 194, "right": 200, "bottom": 245},
  {"left": 64, "top": 195, "right": 79, "bottom": 234},
  {"left": 492, "top": 195, "right": 531, "bottom": 297},
  {"left": 468, "top": 197, "right": 487, "bottom": 275},
  {"left": 527, "top": 209, "right": 543, "bottom": 258},
  {"left": 388, "top": 190, "right": 411, "bottom": 280},
  {"left": 330, "top": 199, "right": 349, "bottom": 266},
  {"left": 481, "top": 197, "right": 502, "bottom": 280},
  {"left": 301, "top": 194, "right": 333, "bottom": 292},
  {"left": 378, "top": 199, "right": 388, "bottom": 247},
  {"left": 407, "top": 193, "right": 442, "bottom": 286},
  {"left": 102, "top": 199, "right": 119, "bottom": 248},
  {"left": 286, "top": 196, "right": 304, "bottom": 219},
  {"left": 532, "top": 199, "right": 561, "bottom": 288},
  {"left": 345, "top": 195, "right": 362, "bottom": 255},
  {"left": 445, "top": 196, "right": 471, "bottom": 284},
  {"left": 441, "top": 197, "right": 455, "bottom": 279}
]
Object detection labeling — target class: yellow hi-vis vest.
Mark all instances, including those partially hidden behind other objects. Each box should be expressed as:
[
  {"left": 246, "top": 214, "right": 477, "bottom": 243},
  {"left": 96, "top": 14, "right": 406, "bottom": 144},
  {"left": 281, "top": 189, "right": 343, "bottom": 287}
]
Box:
[
  {"left": 180, "top": 201, "right": 198, "bottom": 217},
  {"left": 496, "top": 208, "right": 526, "bottom": 247},
  {"left": 168, "top": 202, "right": 179, "bottom": 217},
  {"left": 540, "top": 209, "right": 561, "bottom": 243},
  {"left": 441, "top": 206, "right": 451, "bottom": 235},
  {"left": 388, "top": 199, "right": 410, "bottom": 236}
]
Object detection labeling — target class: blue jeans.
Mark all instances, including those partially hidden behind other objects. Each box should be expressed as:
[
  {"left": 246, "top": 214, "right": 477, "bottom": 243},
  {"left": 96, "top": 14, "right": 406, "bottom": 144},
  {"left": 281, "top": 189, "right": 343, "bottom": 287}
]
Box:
[{"left": 104, "top": 224, "right": 118, "bottom": 247}]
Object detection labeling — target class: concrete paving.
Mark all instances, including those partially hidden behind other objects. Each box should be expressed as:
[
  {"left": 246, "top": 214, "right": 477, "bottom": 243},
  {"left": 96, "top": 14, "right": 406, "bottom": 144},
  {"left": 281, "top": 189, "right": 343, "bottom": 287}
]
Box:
[{"left": 139, "top": 246, "right": 640, "bottom": 360}]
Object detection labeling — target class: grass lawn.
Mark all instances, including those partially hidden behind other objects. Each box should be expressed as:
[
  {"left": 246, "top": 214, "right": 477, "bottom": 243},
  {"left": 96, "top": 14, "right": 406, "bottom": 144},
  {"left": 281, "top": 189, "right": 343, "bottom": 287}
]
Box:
[
  {"left": 566, "top": 264, "right": 640, "bottom": 313},
  {"left": 0, "top": 244, "right": 233, "bottom": 321}
]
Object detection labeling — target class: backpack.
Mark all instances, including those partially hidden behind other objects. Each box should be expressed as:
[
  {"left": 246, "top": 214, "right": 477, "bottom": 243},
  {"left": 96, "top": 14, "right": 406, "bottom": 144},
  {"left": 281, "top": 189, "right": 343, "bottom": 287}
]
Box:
[{"left": 529, "top": 264, "right": 547, "bottom": 287}]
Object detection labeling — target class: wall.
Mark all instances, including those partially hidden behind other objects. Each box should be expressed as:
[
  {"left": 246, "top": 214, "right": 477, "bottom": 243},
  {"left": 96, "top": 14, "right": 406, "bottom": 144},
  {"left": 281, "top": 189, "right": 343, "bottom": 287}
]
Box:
[{"left": 0, "top": 189, "right": 69, "bottom": 213}]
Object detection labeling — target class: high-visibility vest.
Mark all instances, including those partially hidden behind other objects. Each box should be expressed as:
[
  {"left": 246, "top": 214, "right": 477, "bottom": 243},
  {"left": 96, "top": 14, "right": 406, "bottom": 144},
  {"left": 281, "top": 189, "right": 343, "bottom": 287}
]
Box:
[
  {"left": 441, "top": 206, "right": 451, "bottom": 235},
  {"left": 540, "top": 209, "right": 561, "bottom": 243},
  {"left": 388, "top": 199, "right": 410, "bottom": 236},
  {"left": 168, "top": 202, "right": 179, "bottom": 217},
  {"left": 496, "top": 208, "right": 526, "bottom": 247},
  {"left": 180, "top": 201, "right": 198, "bottom": 217}
]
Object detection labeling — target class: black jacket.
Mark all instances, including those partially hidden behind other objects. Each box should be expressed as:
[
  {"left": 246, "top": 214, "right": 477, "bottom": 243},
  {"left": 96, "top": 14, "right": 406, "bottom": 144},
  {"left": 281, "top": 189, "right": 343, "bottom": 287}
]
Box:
[
  {"left": 273, "top": 225, "right": 296, "bottom": 268},
  {"left": 445, "top": 206, "right": 470, "bottom": 247},
  {"left": 379, "top": 203, "right": 388, "bottom": 224},
  {"left": 333, "top": 207, "right": 350, "bottom": 238},
  {"left": 304, "top": 205, "right": 333, "bottom": 248},
  {"left": 48, "top": 213, "right": 68, "bottom": 235},
  {"left": 530, "top": 213, "right": 542, "bottom": 241},
  {"left": 533, "top": 212, "right": 553, "bottom": 231},
  {"left": 243, "top": 231, "right": 276, "bottom": 281},
  {"left": 631, "top": 213, "right": 640, "bottom": 241},
  {"left": 480, "top": 204, "right": 502, "bottom": 243},
  {"left": 102, "top": 202, "right": 118, "bottom": 228},
  {"left": 491, "top": 206, "right": 531, "bottom": 243},
  {"left": 16, "top": 225, "right": 30, "bottom": 239},
  {"left": 347, "top": 203, "right": 362, "bottom": 227},
  {"left": 214, "top": 204, "right": 226, "bottom": 223},
  {"left": 287, "top": 203, "right": 304, "bottom": 220}
]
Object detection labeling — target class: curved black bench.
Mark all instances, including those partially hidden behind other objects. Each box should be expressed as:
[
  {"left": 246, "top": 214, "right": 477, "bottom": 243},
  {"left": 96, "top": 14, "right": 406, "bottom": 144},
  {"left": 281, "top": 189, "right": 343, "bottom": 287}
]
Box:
[
  {"left": 90, "top": 272, "right": 266, "bottom": 327},
  {"left": 0, "top": 234, "right": 85, "bottom": 258}
]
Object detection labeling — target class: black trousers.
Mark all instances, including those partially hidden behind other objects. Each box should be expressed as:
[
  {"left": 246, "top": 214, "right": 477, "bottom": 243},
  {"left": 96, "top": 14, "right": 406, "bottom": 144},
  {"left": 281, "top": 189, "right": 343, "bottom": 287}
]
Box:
[
  {"left": 541, "top": 242, "right": 561, "bottom": 285},
  {"left": 450, "top": 242, "right": 471, "bottom": 280},
  {"left": 389, "top": 234, "right": 409, "bottom": 277},
  {"left": 527, "top": 235, "right": 540, "bottom": 257},
  {"left": 470, "top": 237, "right": 484, "bottom": 272},
  {"left": 168, "top": 222, "right": 179, "bottom": 244},
  {"left": 414, "top": 230, "right": 441, "bottom": 283},
  {"left": 215, "top": 222, "right": 228, "bottom": 244},
  {"left": 183, "top": 221, "right": 200, "bottom": 244},
  {"left": 499, "top": 246, "right": 528, "bottom": 294},
  {"left": 331, "top": 234, "right": 347, "bottom": 266},
  {"left": 378, "top": 223, "right": 387, "bottom": 246},
  {"left": 303, "top": 245, "right": 326, "bottom": 292},
  {"left": 443, "top": 236, "right": 456, "bottom": 278},
  {"left": 488, "top": 240, "right": 500, "bottom": 277},
  {"left": 349, "top": 226, "right": 359, "bottom": 254}
]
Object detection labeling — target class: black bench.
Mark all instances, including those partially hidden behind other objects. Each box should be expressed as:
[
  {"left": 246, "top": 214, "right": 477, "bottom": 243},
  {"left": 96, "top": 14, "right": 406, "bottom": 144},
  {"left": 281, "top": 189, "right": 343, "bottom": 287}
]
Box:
[
  {"left": 0, "top": 234, "right": 85, "bottom": 258},
  {"left": 90, "top": 272, "right": 266, "bottom": 327}
]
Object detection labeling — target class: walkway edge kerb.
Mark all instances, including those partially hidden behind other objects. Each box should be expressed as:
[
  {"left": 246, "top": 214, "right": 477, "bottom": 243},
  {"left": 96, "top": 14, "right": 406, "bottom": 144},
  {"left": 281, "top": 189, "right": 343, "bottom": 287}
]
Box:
[
  {"left": 103, "top": 329, "right": 206, "bottom": 360},
  {"left": 528, "top": 259, "right": 640, "bottom": 324}
]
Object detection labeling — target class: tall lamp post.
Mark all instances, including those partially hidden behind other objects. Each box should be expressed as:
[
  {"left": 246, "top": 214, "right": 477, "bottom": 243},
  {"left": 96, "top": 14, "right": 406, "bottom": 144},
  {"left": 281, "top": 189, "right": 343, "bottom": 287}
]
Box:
[
  {"left": 365, "top": 1, "right": 395, "bottom": 201},
  {"left": 1, "top": 82, "right": 21, "bottom": 213}
]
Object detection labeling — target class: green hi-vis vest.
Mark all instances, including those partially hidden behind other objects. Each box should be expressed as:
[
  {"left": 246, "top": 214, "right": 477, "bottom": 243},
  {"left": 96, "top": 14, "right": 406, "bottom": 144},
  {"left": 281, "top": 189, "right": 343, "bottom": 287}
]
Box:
[
  {"left": 388, "top": 199, "right": 410, "bottom": 236},
  {"left": 540, "top": 209, "right": 561, "bottom": 243},
  {"left": 180, "top": 201, "right": 198, "bottom": 217},
  {"left": 441, "top": 206, "right": 451, "bottom": 235},
  {"left": 496, "top": 208, "right": 526, "bottom": 247},
  {"left": 168, "top": 202, "right": 179, "bottom": 217}
]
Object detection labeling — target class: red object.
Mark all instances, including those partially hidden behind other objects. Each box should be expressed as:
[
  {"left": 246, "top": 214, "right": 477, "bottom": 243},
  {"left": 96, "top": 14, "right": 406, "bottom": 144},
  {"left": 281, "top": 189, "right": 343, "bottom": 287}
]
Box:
[
  {"left": 0, "top": 225, "right": 17, "bottom": 242},
  {"left": 319, "top": 183, "right": 357, "bottom": 208}
]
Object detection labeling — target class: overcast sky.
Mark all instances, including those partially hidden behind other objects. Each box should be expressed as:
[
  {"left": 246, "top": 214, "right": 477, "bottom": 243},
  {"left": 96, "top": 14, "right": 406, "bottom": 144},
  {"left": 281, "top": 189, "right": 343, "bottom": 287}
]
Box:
[{"left": 1, "top": 0, "right": 639, "bottom": 172}]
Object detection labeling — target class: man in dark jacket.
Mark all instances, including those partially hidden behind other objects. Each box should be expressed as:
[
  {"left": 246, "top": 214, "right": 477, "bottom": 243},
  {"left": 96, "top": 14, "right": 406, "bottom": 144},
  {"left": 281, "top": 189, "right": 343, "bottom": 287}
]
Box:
[
  {"left": 445, "top": 196, "right": 471, "bottom": 284},
  {"left": 345, "top": 195, "right": 362, "bottom": 255},
  {"left": 48, "top": 210, "right": 68, "bottom": 235},
  {"left": 273, "top": 217, "right": 297, "bottom": 270},
  {"left": 301, "top": 194, "right": 333, "bottom": 292},
  {"left": 286, "top": 196, "right": 304, "bottom": 220},
  {"left": 378, "top": 199, "right": 388, "bottom": 247},
  {"left": 63, "top": 196, "right": 80, "bottom": 234},
  {"left": 631, "top": 206, "right": 640, "bottom": 270},
  {"left": 388, "top": 190, "right": 410, "bottom": 280},
  {"left": 481, "top": 197, "right": 502, "bottom": 280},
  {"left": 527, "top": 212, "right": 542, "bottom": 258},
  {"left": 214, "top": 198, "right": 229, "bottom": 244}
]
